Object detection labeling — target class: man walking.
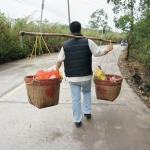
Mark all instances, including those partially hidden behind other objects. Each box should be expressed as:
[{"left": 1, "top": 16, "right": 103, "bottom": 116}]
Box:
[{"left": 56, "top": 21, "right": 113, "bottom": 127}]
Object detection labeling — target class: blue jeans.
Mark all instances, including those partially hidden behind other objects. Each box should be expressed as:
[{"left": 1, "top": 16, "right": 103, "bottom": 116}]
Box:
[{"left": 69, "top": 80, "right": 91, "bottom": 122}]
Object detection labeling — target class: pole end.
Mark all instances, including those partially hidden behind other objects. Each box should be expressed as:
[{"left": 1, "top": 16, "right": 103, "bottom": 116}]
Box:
[{"left": 19, "top": 31, "right": 25, "bottom": 36}]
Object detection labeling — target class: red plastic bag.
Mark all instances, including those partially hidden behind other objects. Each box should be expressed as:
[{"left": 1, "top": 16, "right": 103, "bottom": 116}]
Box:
[{"left": 35, "top": 69, "right": 60, "bottom": 79}]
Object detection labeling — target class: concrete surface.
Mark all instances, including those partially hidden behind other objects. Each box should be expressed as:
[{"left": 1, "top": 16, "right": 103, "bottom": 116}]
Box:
[
  {"left": 0, "top": 54, "right": 58, "bottom": 97},
  {"left": 0, "top": 45, "right": 150, "bottom": 150}
]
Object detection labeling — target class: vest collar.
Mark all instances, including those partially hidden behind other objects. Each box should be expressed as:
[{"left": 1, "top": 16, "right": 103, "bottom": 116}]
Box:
[{"left": 73, "top": 33, "right": 83, "bottom": 36}]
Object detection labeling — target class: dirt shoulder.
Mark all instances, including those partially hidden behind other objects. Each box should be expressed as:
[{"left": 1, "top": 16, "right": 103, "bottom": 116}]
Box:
[{"left": 118, "top": 48, "right": 150, "bottom": 108}]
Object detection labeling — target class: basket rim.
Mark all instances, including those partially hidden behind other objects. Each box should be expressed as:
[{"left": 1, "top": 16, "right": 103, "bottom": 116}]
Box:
[
  {"left": 93, "top": 74, "right": 123, "bottom": 86},
  {"left": 24, "top": 75, "right": 62, "bottom": 80},
  {"left": 24, "top": 75, "right": 63, "bottom": 85},
  {"left": 94, "top": 74, "right": 123, "bottom": 80}
]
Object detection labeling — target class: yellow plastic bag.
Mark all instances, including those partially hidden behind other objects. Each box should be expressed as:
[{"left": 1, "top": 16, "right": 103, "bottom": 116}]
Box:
[{"left": 94, "top": 68, "right": 106, "bottom": 80}]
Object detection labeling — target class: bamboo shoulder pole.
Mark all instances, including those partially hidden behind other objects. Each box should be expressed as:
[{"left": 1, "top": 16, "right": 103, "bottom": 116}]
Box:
[{"left": 20, "top": 31, "right": 116, "bottom": 43}]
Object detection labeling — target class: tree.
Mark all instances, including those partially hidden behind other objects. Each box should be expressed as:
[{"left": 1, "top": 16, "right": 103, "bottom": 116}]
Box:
[
  {"left": 133, "top": 8, "right": 150, "bottom": 66},
  {"left": 107, "top": 0, "right": 150, "bottom": 16},
  {"left": 139, "top": 0, "right": 150, "bottom": 11},
  {"left": 88, "top": 9, "right": 110, "bottom": 31},
  {"left": 107, "top": 0, "right": 138, "bottom": 44},
  {"left": 107, "top": 0, "right": 136, "bottom": 15},
  {"left": 114, "top": 13, "right": 134, "bottom": 32},
  {"left": 107, "top": 0, "right": 150, "bottom": 66}
]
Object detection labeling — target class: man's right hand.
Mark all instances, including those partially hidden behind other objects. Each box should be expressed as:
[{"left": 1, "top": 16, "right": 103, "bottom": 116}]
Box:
[{"left": 105, "top": 43, "right": 113, "bottom": 54}]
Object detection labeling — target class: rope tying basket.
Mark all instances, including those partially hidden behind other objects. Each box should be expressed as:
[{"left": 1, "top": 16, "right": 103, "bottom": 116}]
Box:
[
  {"left": 23, "top": 35, "right": 63, "bottom": 108},
  {"left": 93, "top": 74, "right": 123, "bottom": 101},
  {"left": 93, "top": 44, "right": 123, "bottom": 102},
  {"left": 20, "top": 32, "right": 117, "bottom": 106},
  {"left": 24, "top": 76, "right": 62, "bottom": 108}
]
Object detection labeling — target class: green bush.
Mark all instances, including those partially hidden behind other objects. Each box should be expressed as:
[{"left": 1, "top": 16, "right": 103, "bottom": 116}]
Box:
[
  {"left": 127, "top": 8, "right": 150, "bottom": 67},
  {"left": 0, "top": 12, "right": 125, "bottom": 64}
]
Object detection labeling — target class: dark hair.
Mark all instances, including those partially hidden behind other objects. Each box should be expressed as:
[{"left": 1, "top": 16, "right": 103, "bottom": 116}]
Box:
[{"left": 70, "top": 21, "right": 81, "bottom": 33}]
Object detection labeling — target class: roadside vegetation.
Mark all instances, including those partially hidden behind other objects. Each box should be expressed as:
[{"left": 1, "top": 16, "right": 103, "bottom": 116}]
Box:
[
  {"left": 86, "top": 0, "right": 150, "bottom": 106},
  {"left": 0, "top": 11, "right": 125, "bottom": 64},
  {"left": 0, "top": 0, "right": 149, "bottom": 106},
  {"left": 107, "top": 0, "right": 150, "bottom": 106},
  {"left": 109, "top": 0, "right": 150, "bottom": 67},
  {"left": 0, "top": 0, "right": 149, "bottom": 67}
]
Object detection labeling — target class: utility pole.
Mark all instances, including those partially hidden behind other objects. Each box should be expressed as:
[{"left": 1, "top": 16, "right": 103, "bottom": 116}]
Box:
[
  {"left": 130, "top": 0, "right": 134, "bottom": 44},
  {"left": 39, "top": 0, "right": 45, "bottom": 55},
  {"left": 130, "top": 0, "right": 134, "bottom": 16},
  {"left": 40, "top": 0, "right": 45, "bottom": 33},
  {"left": 67, "top": 0, "right": 71, "bottom": 25}
]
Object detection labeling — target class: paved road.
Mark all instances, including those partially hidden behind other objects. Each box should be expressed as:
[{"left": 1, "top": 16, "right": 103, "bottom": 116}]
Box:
[
  {"left": 0, "top": 53, "right": 58, "bottom": 97},
  {"left": 0, "top": 45, "right": 150, "bottom": 150}
]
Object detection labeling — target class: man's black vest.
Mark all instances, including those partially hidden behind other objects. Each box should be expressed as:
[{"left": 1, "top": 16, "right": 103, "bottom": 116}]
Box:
[{"left": 63, "top": 33, "right": 92, "bottom": 77}]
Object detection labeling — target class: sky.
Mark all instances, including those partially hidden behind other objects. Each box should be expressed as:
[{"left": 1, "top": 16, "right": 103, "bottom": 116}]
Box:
[{"left": 0, "top": 0, "right": 120, "bottom": 31}]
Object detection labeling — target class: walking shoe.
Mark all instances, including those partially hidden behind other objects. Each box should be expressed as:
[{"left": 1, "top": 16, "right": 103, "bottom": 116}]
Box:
[
  {"left": 75, "top": 122, "right": 82, "bottom": 127},
  {"left": 84, "top": 114, "right": 91, "bottom": 119}
]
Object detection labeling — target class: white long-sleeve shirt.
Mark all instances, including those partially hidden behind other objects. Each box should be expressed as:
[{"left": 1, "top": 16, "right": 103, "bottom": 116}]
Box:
[{"left": 58, "top": 39, "right": 105, "bottom": 82}]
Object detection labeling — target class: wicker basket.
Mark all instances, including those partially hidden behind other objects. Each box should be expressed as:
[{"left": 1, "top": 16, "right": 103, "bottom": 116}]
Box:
[
  {"left": 24, "top": 76, "right": 62, "bottom": 108},
  {"left": 93, "top": 74, "right": 123, "bottom": 101}
]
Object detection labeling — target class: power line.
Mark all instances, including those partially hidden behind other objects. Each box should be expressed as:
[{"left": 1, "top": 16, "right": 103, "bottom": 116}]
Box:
[
  {"left": 11, "top": 0, "right": 89, "bottom": 26},
  {"left": 91, "top": 0, "right": 111, "bottom": 5},
  {"left": 14, "top": 0, "right": 40, "bottom": 7},
  {"left": 11, "top": 0, "right": 68, "bottom": 21},
  {"left": 10, "top": 0, "right": 113, "bottom": 28},
  {"left": 88, "top": 0, "right": 112, "bottom": 8},
  {"left": 46, "top": 1, "right": 68, "bottom": 17}
]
